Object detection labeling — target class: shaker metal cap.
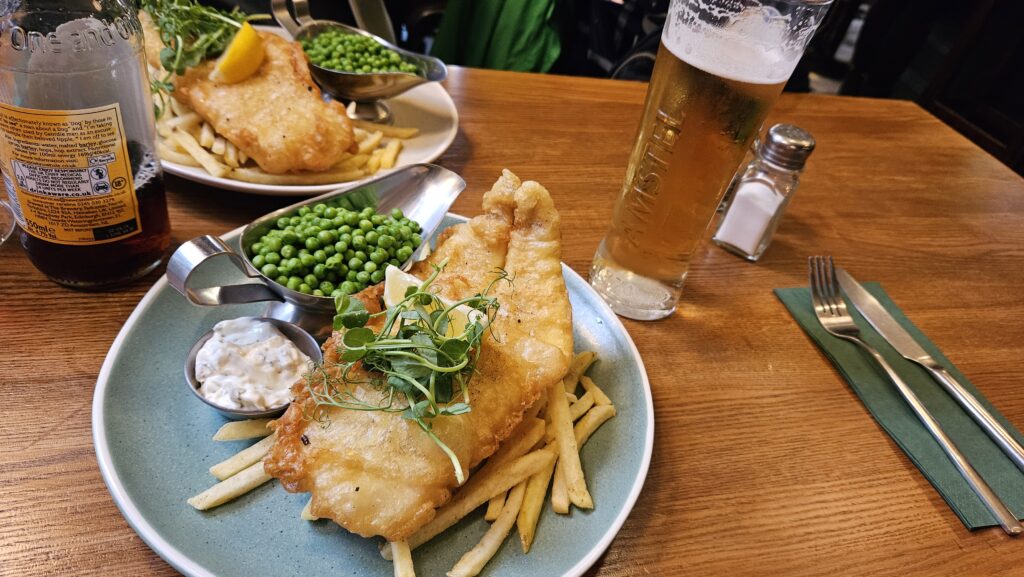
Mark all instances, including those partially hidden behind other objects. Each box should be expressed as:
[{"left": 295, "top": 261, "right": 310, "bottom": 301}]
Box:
[{"left": 760, "top": 124, "right": 815, "bottom": 170}]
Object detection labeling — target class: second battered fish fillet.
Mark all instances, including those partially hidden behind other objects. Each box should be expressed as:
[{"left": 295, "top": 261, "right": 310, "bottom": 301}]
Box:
[
  {"left": 264, "top": 171, "right": 573, "bottom": 541},
  {"left": 171, "top": 32, "right": 354, "bottom": 174}
]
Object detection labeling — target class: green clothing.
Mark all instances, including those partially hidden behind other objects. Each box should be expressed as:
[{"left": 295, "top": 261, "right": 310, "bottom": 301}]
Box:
[{"left": 431, "top": 0, "right": 561, "bottom": 72}]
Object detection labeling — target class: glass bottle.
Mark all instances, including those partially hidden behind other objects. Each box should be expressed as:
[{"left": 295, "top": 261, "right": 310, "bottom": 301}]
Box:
[
  {"left": 712, "top": 124, "right": 815, "bottom": 261},
  {"left": 0, "top": 0, "right": 171, "bottom": 288}
]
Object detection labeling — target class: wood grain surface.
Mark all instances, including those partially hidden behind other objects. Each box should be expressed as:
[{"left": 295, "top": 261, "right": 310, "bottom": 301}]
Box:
[{"left": 2, "top": 66, "right": 1024, "bottom": 576}]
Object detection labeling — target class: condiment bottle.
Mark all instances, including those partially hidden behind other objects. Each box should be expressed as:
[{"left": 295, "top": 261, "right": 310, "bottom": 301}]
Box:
[
  {"left": 0, "top": 0, "right": 171, "bottom": 288},
  {"left": 712, "top": 124, "right": 815, "bottom": 261}
]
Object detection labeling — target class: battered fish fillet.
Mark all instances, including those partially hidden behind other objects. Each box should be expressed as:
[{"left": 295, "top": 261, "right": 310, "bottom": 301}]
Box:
[
  {"left": 171, "top": 32, "right": 354, "bottom": 174},
  {"left": 264, "top": 171, "right": 573, "bottom": 541}
]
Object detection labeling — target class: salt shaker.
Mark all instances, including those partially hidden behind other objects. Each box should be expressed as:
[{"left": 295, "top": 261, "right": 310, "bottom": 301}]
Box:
[{"left": 712, "top": 124, "right": 815, "bottom": 261}]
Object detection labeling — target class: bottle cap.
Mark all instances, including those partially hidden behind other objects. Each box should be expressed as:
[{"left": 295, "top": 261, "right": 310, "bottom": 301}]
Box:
[{"left": 760, "top": 124, "right": 815, "bottom": 171}]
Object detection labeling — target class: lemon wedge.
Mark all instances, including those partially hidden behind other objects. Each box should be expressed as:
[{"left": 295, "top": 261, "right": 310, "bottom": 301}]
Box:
[
  {"left": 383, "top": 266, "right": 487, "bottom": 337},
  {"left": 209, "top": 22, "right": 264, "bottom": 84}
]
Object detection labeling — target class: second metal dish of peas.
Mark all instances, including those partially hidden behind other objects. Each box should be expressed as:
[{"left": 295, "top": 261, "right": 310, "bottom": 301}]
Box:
[{"left": 247, "top": 200, "right": 423, "bottom": 299}]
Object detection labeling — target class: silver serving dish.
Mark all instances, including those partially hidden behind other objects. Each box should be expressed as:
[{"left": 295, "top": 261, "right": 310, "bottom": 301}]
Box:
[
  {"left": 271, "top": 0, "right": 447, "bottom": 123},
  {"left": 166, "top": 164, "right": 465, "bottom": 340},
  {"left": 184, "top": 317, "right": 322, "bottom": 419}
]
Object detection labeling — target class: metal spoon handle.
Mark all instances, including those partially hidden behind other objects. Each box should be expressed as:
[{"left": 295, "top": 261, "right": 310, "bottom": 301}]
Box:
[{"left": 166, "top": 235, "right": 282, "bottom": 307}]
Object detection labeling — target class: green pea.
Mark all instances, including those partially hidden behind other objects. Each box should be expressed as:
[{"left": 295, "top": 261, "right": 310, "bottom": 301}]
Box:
[
  {"left": 313, "top": 263, "right": 326, "bottom": 278},
  {"left": 313, "top": 289, "right": 324, "bottom": 297},
  {"left": 377, "top": 234, "right": 395, "bottom": 249},
  {"left": 363, "top": 261, "right": 377, "bottom": 273},
  {"left": 280, "top": 245, "right": 296, "bottom": 259},
  {"left": 411, "top": 234, "right": 422, "bottom": 248},
  {"left": 264, "top": 252, "right": 281, "bottom": 265},
  {"left": 299, "top": 283, "right": 312, "bottom": 294},
  {"left": 344, "top": 212, "right": 360, "bottom": 226},
  {"left": 331, "top": 289, "right": 344, "bottom": 298},
  {"left": 263, "top": 237, "right": 282, "bottom": 252},
  {"left": 304, "top": 274, "right": 318, "bottom": 286},
  {"left": 314, "top": 249, "right": 327, "bottom": 263},
  {"left": 286, "top": 276, "right": 302, "bottom": 291},
  {"left": 251, "top": 254, "right": 266, "bottom": 268},
  {"left": 396, "top": 246, "right": 413, "bottom": 261},
  {"left": 340, "top": 281, "right": 359, "bottom": 294},
  {"left": 351, "top": 235, "right": 367, "bottom": 250},
  {"left": 300, "top": 253, "right": 316, "bottom": 268},
  {"left": 365, "top": 231, "right": 379, "bottom": 245},
  {"left": 370, "top": 250, "right": 387, "bottom": 264},
  {"left": 346, "top": 270, "right": 358, "bottom": 282},
  {"left": 355, "top": 250, "right": 368, "bottom": 261},
  {"left": 370, "top": 214, "right": 384, "bottom": 226},
  {"left": 305, "top": 237, "right": 321, "bottom": 251},
  {"left": 356, "top": 271, "right": 370, "bottom": 283},
  {"left": 398, "top": 225, "right": 412, "bottom": 239},
  {"left": 319, "top": 281, "right": 335, "bottom": 294},
  {"left": 348, "top": 257, "right": 364, "bottom": 270},
  {"left": 324, "top": 207, "right": 338, "bottom": 219},
  {"left": 298, "top": 206, "right": 311, "bottom": 216},
  {"left": 261, "top": 263, "right": 279, "bottom": 278},
  {"left": 370, "top": 270, "right": 385, "bottom": 283},
  {"left": 335, "top": 240, "right": 348, "bottom": 253}
]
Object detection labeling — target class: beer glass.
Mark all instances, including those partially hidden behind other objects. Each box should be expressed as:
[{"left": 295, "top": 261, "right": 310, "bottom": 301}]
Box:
[{"left": 590, "top": 0, "right": 832, "bottom": 320}]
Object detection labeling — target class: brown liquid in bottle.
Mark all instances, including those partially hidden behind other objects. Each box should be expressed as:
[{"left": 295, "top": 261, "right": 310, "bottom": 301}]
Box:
[{"left": 19, "top": 145, "right": 171, "bottom": 288}]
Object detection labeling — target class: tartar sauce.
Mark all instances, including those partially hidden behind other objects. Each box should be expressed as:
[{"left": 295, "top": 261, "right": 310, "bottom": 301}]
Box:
[{"left": 195, "top": 317, "right": 311, "bottom": 411}]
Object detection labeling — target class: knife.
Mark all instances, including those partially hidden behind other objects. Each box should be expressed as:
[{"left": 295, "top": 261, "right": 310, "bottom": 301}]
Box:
[{"left": 837, "top": 268, "right": 1024, "bottom": 473}]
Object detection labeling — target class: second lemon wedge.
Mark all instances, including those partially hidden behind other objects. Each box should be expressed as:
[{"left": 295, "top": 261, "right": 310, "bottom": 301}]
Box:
[
  {"left": 209, "top": 22, "right": 264, "bottom": 84},
  {"left": 383, "top": 266, "right": 487, "bottom": 338}
]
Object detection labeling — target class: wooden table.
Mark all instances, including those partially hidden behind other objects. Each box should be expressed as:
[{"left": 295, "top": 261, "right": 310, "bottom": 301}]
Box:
[{"left": 2, "top": 67, "right": 1023, "bottom": 576}]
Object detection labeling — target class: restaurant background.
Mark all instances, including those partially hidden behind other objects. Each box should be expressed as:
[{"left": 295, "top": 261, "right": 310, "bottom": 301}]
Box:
[{"left": 225, "top": 0, "right": 1023, "bottom": 176}]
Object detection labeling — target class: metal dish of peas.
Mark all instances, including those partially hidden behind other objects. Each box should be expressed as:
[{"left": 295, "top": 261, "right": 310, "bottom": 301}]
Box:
[
  {"left": 301, "top": 30, "right": 421, "bottom": 76},
  {"left": 246, "top": 197, "right": 423, "bottom": 300}
]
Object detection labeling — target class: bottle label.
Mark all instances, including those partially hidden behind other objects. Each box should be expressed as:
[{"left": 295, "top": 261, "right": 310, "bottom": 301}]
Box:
[{"left": 0, "top": 101, "right": 140, "bottom": 245}]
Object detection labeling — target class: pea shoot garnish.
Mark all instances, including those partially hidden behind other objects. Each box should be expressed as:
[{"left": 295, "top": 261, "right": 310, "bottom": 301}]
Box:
[{"left": 305, "top": 260, "right": 509, "bottom": 484}]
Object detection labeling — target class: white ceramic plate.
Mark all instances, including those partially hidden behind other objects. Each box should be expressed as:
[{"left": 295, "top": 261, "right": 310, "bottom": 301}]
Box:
[{"left": 160, "top": 27, "right": 458, "bottom": 196}]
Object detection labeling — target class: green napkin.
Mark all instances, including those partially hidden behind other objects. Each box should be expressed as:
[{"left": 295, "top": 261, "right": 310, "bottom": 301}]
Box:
[{"left": 776, "top": 284, "right": 1024, "bottom": 529}]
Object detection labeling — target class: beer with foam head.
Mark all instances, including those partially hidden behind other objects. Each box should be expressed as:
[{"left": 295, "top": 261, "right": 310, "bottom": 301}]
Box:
[{"left": 590, "top": 0, "right": 831, "bottom": 320}]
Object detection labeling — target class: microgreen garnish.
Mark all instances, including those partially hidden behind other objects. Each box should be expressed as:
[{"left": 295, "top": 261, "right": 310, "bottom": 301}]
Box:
[
  {"left": 305, "top": 260, "right": 509, "bottom": 484},
  {"left": 140, "top": 0, "right": 269, "bottom": 116}
]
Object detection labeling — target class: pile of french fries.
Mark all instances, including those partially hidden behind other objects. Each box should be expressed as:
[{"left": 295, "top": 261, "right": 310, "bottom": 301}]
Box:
[
  {"left": 187, "top": 352, "right": 615, "bottom": 577},
  {"left": 155, "top": 96, "right": 419, "bottom": 186}
]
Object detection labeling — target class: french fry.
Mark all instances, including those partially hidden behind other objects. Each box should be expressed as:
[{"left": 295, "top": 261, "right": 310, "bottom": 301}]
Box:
[
  {"left": 551, "top": 461, "right": 569, "bottom": 514},
  {"left": 199, "top": 122, "right": 215, "bottom": 148},
  {"left": 579, "top": 375, "right": 612, "bottom": 406},
  {"left": 224, "top": 140, "right": 239, "bottom": 168},
  {"left": 229, "top": 167, "right": 365, "bottom": 185},
  {"left": 565, "top": 392, "right": 578, "bottom": 404},
  {"left": 517, "top": 453, "right": 557, "bottom": 552},
  {"left": 337, "top": 153, "right": 370, "bottom": 170},
  {"left": 547, "top": 378, "right": 593, "bottom": 509},
  {"left": 351, "top": 118, "right": 420, "bottom": 139},
  {"left": 211, "top": 135, "right": 226, "bottom": 155},
  {"left": 157, "top": 142, "right": 201, "bottom": 167},
  {"left": 391, "top": 449, "right": 557, "bottom": 555},
  {"left": 480, "top": 419, "right": 545, "bottom": 519},
  {"left": 212, "top": 419, "right": 273, "bottom": 441},
  {"left": 166, "top": 111, "right": 201, "bottom": 132},
  {"left": 187, "top": 461, "right": 271, "bottom": 510},
  {"left": 358, "top": 130, "right": 384, "bottom": 155},
  {"left": 169, "top": 96, "right": 190, "bottom": 117},
  {"left": 483, "top": 492, "right": 505, "bottom": 522},
  {"left": 238, "top": 148, "right": 248, "bottom": 164},
  {"left": 171, "top": 129, "right": 230, "bottom": 178},
  {"left": 380, "top": 139, "right": 402, "bottom": 169},
  {"left": 210, "top": 432, "right": 277, "bottom": 481},
  {"left": 447, "top": 482, "right": 527, "bottom": 577},
  {"left": 563, "top": 351, "right": 597, "bottom": 393},
  {"left": 390, "top": 541, "right": 416, "bottom": 577},
  {"left": 574, "top": 405, "right": 617, "bottom": 447},
  {"left": 366, "top": 148, "right": 382, "bottom": 174},
  {"left": 551, "top": 404, "right": 616, "bottom": 514},
  {"left": 301, "top": 497, "right": 318, "bottom": 521},
  {"left": 569, "top": 391, "right": 595, "bottom": 423}
]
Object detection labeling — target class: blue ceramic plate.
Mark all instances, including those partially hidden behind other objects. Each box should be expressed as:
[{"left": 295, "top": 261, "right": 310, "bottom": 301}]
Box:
[{"left": 93, "top": 215, "right": 653, "bottom": 577}]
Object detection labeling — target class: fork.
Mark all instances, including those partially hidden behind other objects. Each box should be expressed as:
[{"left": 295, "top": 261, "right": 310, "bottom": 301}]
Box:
[{"left": 809, "top": 256, "right": 1022, "bottom": 535}]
